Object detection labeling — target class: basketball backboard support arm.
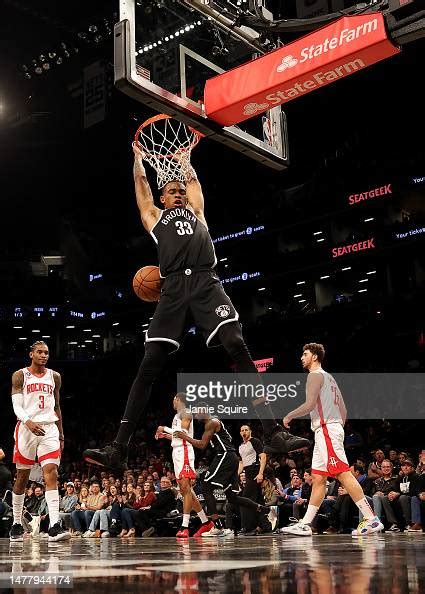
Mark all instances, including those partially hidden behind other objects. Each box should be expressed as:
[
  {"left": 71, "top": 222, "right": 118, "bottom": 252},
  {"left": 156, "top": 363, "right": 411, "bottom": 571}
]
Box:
[
  {"left": 177, "top": 0, "right": 265, "bottom": 54},
  {"left": 114, "top": 0, "right": 289, "bottom": 170}
]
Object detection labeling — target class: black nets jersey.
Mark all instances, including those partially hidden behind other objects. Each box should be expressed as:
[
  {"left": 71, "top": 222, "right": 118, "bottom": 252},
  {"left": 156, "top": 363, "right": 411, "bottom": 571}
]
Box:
[
  {"left": 150, "top": 207, "right": 217, "bottom": 277},
  {"left": 210, "top": 419, "right": 236, "bottom": 453}
]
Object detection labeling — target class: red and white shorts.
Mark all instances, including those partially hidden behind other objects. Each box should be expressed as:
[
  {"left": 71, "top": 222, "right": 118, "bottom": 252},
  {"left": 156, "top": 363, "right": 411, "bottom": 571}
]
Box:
[
  {"left": 172, "top": 444, "right": 196, "bottom": 480},
  {"left": 13, "top": 421, "right": 61, "bottom": 470},
  {"left": 311, "top": 422, "right": 349, "bottom": 476}
]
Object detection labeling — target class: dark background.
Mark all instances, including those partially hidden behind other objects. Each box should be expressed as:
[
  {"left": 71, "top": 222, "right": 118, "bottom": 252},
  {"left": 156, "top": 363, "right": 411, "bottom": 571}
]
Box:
[{"left": 0, "top": 1, "right": 424, "bottom": 457}]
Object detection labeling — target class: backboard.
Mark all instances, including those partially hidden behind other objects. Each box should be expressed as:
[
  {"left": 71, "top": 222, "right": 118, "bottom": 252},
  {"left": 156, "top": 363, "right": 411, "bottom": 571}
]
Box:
[{"left": 114, "top": 0, "right": 289, "bottom": 170}]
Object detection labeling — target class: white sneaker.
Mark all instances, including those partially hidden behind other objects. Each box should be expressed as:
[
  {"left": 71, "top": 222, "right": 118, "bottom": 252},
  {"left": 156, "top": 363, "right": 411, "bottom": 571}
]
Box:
[
  {"left": 280, "top": 521, "right": 313, "bottom": 536},
  {"left": 101, "top": 531, "right": 110, "bottom": 538},
  {"left": 222, "top": 529, "right": 234, "bottom": 537},
  {"left": 267, "top": 506, "right": 278, "bottom": 531},
  {"left": 38, "top": 532, "right": 49, "bottom": 539},
  {"left": 352, "top": 516, "right": 384, "bottom": 537},
  {"left": 201, "top": 527, "right": 224, "bottom": 537},
  {"left": 82, "top": 530, "right": 95, "bottom": 538}
]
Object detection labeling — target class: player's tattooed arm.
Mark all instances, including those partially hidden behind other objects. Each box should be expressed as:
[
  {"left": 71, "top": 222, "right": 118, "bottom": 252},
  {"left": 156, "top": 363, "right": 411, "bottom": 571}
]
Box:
[
  {"left": 11, "top": 370, "right": 45, "bottom": 436},
  {"left": 133, "top": 142, "right": 161, "bottom": 232},
  {"left": 173, "top": 419, "right": 220, "bottom": 450},
  {"left": 53, "top": 371, "right": 65, "bottom": 450}
]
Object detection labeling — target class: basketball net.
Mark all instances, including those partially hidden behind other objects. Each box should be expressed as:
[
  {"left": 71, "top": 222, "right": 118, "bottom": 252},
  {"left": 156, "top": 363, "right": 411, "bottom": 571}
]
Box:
[{"left": 134, "top": 114, "right": 203, "bottom": 188}]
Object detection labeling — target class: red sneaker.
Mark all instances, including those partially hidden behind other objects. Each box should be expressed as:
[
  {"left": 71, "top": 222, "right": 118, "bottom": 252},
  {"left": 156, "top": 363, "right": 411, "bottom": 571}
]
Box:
[
  {"left": 193, "top": 521, "right": 215, "bottom": 537},
  {"left": 176, "top": 528, "right": 190, "bottom": 538}
]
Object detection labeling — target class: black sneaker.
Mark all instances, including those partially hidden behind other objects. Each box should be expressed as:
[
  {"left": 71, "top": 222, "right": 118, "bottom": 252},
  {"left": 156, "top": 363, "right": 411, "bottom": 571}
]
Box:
[
  {"left": 10, "top": 523, "right": 25, "bottom": 542},
  {"left": 48, "top": 521, "right": 71, "bottom": 542},
  {"left": 264, "top": 427, "right": 310, "bottom": 454},
  {"left": 83, "top": 442, "right": 128, "bottom": 472}
]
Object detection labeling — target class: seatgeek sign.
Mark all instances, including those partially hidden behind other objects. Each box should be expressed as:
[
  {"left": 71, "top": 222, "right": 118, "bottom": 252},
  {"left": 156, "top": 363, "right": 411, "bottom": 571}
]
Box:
[
  {"left": 348, "top": 183, "right": 392, "bottom": 205},
  {"left": 204, "top": 14, "right": 400, "bottom": 126}
]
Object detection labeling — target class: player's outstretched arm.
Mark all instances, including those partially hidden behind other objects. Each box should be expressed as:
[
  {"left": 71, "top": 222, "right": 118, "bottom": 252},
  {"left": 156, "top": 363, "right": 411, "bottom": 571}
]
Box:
[
  {"left": 133, "top": 142, "right": 161, "bottom": 232},
  {"left": 173, "top": 419, "right": 219, "bottom": 450},
  {"left": 283, "top": 373, "right": 323, "bottom": 427},
  {"left": 184, "top": 163, "right": 207, "bottom": 225}
]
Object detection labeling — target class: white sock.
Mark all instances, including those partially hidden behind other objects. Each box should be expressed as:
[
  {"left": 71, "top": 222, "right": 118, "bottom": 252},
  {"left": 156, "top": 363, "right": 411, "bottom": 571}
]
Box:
[
  {"left": 300, "top": 504, "right": 319, "bottom": 525},
  {"left": 182, "top": 513, "right": 190, "bottom": 528},
  {"left": 197, "top": 510, "right": 208, "bottom": 524},
  {"left": 13, "top": 493, "right": 25, "bottom": 525},
  {"left": 355, "top": 497, "right": 375, "bottom": 521},
  {"left": 45, "top": 489, "right": 60, "bottom": 527}
]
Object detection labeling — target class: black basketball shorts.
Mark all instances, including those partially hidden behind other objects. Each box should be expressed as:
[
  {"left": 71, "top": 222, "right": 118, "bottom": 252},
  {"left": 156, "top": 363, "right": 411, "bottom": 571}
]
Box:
[
  {"left": 203, "top": 451, "right": 240, "bottom": 493},
  {"left": 146, "top": 269, "right": 239, "bottom": 352}
]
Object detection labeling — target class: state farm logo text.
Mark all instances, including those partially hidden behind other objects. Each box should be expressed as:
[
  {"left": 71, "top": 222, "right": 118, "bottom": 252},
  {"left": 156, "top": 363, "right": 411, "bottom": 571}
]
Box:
[{"left": 243, "top": 18, "right": 379, "bottom": 116}]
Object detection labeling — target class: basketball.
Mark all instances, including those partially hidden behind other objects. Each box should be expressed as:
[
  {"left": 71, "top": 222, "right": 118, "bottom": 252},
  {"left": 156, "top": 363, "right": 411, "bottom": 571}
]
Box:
[{"left": 133, "top": 265, "right": 161, "bottom": 302}]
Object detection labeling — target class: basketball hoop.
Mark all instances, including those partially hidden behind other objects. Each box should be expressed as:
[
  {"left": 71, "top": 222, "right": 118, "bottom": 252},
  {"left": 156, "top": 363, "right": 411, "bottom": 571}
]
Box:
[{"left": 134, "top": 114, "right": 203, "bottom": 188}]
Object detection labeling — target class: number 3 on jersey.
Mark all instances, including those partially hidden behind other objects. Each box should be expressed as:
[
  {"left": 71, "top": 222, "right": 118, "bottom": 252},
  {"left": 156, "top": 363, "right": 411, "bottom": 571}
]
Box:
[
  {"left": 39, "top": 394, "right": 45, "bottom": 409},
  {"left": 175, "top": 221, "right": 193, "bottom": 235}
]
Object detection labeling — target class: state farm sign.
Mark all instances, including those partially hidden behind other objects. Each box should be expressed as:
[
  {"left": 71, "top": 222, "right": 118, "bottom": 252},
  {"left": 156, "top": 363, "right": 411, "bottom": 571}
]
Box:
[{"left": 204, "top": 13, "right": 400, "bottom": 126}]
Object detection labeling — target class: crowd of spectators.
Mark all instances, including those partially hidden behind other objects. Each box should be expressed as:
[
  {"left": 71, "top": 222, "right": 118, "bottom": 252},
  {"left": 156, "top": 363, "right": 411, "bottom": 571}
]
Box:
[{"left": 2, "top": 417, "right": 425, "bottom": 538}]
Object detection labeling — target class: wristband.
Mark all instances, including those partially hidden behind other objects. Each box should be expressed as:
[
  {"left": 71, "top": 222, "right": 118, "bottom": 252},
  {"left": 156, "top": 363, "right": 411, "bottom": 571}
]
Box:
[{"left": 163, "top": 427, "right": 173, "bottom": 435}]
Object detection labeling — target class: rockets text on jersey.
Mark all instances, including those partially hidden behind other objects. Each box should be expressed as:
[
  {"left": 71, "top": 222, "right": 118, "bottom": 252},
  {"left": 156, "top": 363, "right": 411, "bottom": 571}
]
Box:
[{"left": 21, "top": 367, "right": 58, "bottom": 423}]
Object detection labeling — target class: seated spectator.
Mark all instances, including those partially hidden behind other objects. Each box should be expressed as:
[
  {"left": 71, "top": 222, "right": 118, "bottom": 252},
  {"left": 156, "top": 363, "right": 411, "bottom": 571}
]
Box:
[
  {"left": 27, "top": 485, "right": 49, "bottom": 534},
  {"left": 59, "top": 483, "right": 78, "bottom": 530},
  {"left": 379, "top": 459, "right": 420, "bottom": 531},
  {"left": 134, "top": 482, "right": 156, "bottom": 510},
  {"left": 368, "top": 450, "right": 385, "bottom": 480},
  {"left": 398, "top": 451, "right": 408, "bottom": 471},
  {"left": 134, "top": 477, "right": 176, "bottom": 537},
  {"left": 125, "top": 483, "right": 136, "bottom": 507},
  {"left": 292, "top": 469, "right": 312, "bottom": 520},
  {"left": 372, "top": 459, "right": 399, "bottom": 530},
  {"left": 416, "top": 450, "right": 425, "bottom": 476},
  {"left": 389, "top": 450, "right": 401, "bottom": 475},
  {"left": 84, "top": 484, "right": 120, "bottom": 538},
  {"left": 277, "top": 475, "right": 303, "bottom": 528},
  {"left": 71, "top": 481, "right": 106, "bottom": 537},
  {"left": 410, "top": 472, "right": 425, "bottom": 532},
  {"left": 74, "top": 478, "right": 82, "bottom": 495},
  {"left": 284, "top": 468, "right": 299, "bottom": 489},
  {"left": 151, "top": 472, "right": 161, "bottom": 493}
]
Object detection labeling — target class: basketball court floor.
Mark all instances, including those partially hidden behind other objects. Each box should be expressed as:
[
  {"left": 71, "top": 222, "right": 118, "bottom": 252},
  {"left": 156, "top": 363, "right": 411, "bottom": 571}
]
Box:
[{"left": 1, "top": 534, "right": 424, "bottom": 593}]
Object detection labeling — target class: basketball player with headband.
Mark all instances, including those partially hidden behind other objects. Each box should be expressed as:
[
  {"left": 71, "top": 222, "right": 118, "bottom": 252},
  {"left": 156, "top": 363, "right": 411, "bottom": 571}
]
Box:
[
  {"left": 10, "top": 341, "right": 70, "bottom": 542},
  {"left": 84, "top": 116, "right": 309, "bottom": 471}
]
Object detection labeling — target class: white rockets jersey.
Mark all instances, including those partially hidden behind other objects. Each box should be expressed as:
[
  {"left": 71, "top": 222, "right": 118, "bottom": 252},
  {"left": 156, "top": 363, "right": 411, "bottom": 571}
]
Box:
[
  {"left": 171, "top": 409, "right": 194, "bottom": 448},
  {"left": 20, "top": 367, "right": 58, "bottom": 423},
  {"left": 310, "top": 368, "right": 345, "bottom": 431}
]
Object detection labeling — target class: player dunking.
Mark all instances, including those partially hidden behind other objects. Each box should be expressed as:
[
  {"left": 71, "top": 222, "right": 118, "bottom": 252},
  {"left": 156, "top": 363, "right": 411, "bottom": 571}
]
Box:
[
  {"left": 281, "top": 343, "right": 383, "bottom": 536},
  {"left": 10, "top": 341, "right": 70, "bottom": 542},
  {"left": 155, "top": 393, "right": 212, "bottom": 538},
  {"left": 84, "top": 142, "right": 308, "bottom": 471},
  {"left": 173, "top": 409, "right": 275, "bottom": 537}
]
